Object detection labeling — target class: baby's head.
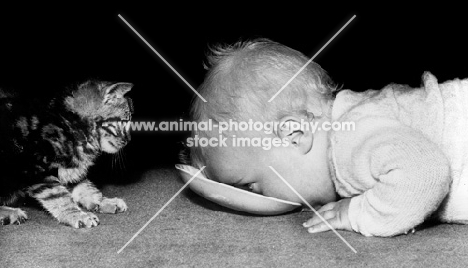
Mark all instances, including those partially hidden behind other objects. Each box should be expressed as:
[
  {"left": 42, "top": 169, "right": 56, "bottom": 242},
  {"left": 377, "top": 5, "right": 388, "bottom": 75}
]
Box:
[{"left": 185, "top": 39, "right": 338, "bottom": 206}]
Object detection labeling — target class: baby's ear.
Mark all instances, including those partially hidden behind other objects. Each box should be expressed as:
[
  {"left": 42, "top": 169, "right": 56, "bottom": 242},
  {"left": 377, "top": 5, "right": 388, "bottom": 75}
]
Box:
[
  {"left": 103, "top": 82, "right": 133, "bottom": 104},
  {"left": 277, "top": 116, "right": 314, "bottom": 154}
]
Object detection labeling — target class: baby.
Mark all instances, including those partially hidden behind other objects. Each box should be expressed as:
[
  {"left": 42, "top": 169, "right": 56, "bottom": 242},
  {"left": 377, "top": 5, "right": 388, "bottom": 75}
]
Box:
[{"left": 184, "top": 38, "right": 468, "bottom": 237}]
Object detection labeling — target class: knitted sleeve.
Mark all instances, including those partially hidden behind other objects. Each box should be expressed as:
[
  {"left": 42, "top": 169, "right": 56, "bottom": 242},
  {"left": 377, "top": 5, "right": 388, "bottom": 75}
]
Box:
[{"left": 347, "top": 125, "right": 451, "bottom": 237}]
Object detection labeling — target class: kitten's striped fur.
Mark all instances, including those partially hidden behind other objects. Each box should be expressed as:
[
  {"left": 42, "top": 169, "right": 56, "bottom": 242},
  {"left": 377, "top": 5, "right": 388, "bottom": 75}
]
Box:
[{"left": 0, "top": 81, "right": 133, "bottom": 228}]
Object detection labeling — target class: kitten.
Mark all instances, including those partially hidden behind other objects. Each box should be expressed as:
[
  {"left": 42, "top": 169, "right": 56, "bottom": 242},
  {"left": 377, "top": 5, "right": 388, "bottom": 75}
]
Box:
[{"left": 0, "top": 81, "right": 133, "bottom": 228}]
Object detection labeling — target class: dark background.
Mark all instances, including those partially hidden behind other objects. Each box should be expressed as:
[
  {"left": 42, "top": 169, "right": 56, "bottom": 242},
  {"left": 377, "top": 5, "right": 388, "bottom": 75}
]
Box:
[{"left": 1, "top": 4, "right": 467, "bottom": 182}]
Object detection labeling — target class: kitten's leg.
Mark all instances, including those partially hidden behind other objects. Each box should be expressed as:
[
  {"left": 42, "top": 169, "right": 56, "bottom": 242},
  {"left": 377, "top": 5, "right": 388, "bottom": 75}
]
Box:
[
  {"left": 29, "top": 182, "right": 99, "bottom": 228},
  {"left": 0, "top": 206, "right": 27, "bottom": 225},
  {"left": 71, "top": 179, "right": 127, "bottom": 214}
]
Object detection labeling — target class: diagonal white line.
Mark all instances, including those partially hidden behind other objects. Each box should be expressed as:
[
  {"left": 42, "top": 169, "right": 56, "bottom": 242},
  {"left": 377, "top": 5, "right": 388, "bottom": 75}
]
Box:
[
  {"left": 118, "top": 14, "right": 207, "bottom": 103},
  {"left": 268, "top": 15, "right": 356, "bottom": 102},
  {"left": 117, "top": 166, "right": 206, "bottom": 254},
  {"left": 268, "top": 166, "right": 357, "bottom": 254}
]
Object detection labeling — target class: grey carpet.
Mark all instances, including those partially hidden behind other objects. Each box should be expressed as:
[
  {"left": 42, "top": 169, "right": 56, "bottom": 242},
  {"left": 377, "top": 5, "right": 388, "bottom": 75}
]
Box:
[{"left": 2, "top": 168, "right": 468, "bottom": 267}]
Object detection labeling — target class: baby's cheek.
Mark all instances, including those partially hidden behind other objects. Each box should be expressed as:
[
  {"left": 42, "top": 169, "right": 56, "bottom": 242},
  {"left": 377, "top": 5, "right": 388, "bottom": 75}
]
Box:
[
  {"left": 262, "top": 183, "right": 289, "bottom": 199},
  {"left": 214, "top": 176, "right": 233, "bottom": 184},
  {"left": 264, "top": 183, "right": 307, "bottom": 203}
]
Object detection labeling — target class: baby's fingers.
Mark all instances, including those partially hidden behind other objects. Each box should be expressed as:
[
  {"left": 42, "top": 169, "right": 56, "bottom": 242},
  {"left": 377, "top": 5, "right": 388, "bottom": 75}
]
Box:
[
  {"left": 306, "top": 218, "right": 340, "bottom": 233},
  {"left": 303, "top": 198, "right": 353, "bottom": 233},
  {"left": 317, "top": 202, "right": 336, "bottom": 212},
  {"left": 303, "top": 210, "right": 336, "bottom": 228}
]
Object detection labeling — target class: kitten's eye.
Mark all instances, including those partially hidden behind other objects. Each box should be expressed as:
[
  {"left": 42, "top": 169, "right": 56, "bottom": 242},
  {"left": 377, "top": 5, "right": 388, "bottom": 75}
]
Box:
[
  {"left": 122, "top": 114, "right": 131, "bottom": 121},
  {"left": 95, "top": 116, "right": 104, "bottom": 123},
  {"left": 102, "top": 121, "right": 118, "bottom": 136}
]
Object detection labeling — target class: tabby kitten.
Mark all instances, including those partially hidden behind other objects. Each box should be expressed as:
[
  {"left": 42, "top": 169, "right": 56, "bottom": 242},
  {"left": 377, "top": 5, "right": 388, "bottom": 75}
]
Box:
[{"left": 0, "top": 81, "right": 133, "bottom": 228}]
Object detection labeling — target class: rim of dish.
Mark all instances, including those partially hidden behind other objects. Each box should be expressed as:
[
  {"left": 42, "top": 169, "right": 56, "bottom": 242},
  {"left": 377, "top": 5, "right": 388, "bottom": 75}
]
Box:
[{"left": 175, "top": 164, "right": 302, "bottom": 206}]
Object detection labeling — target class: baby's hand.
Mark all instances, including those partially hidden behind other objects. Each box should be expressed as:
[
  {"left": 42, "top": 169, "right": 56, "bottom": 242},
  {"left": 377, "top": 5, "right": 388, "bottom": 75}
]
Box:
[{"left": 303, "top": 198, "right": 352, "bottom": 233}]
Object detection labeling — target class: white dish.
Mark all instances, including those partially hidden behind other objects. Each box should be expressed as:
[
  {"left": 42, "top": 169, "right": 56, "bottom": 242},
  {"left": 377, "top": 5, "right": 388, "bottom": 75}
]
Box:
[{"left": 175, "top": 164, "right": 302, "bottom": 215}]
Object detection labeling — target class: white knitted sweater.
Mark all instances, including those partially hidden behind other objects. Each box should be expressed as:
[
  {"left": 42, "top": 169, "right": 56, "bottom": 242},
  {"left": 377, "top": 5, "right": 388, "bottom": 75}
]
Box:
[{"left": 329, "top": 72, "right": 468, "bottom": 236}]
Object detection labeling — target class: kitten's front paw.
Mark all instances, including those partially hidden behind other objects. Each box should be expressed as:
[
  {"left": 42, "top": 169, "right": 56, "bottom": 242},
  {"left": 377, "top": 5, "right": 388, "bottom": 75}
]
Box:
[
  {"left": 62, "top": 211, "right": 100, "bottom": 228},
  {"left": 91, "top": 197, "right": 127, "bottom": 214},
  {"left": 0, "top": 207, "right": 28, "bottom": 225}
]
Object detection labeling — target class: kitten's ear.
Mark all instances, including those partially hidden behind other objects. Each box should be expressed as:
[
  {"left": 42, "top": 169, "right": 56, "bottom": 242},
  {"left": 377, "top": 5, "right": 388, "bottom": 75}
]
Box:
[{"left": 103, "top": 82, "right": 133, "bottom": 103}]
